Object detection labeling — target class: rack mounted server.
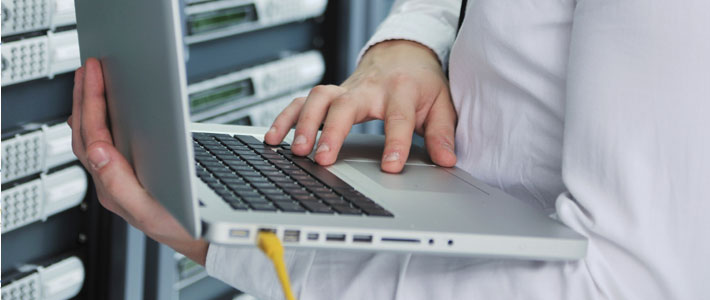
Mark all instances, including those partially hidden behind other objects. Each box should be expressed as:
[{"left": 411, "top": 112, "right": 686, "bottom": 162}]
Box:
[
  {"left": 189, "top": 50, "right": 324, "bottom": 121},
  {"left": 1, "top": 256, "right": 85, "bottom": 300},
  {"left": 184, "top": 0, "right": 327, "bottom": 44}
]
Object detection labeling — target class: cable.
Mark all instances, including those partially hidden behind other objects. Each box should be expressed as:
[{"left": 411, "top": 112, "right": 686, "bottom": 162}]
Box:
[{"left": 257, "top": 231, "right": 297, "bottom": 300}]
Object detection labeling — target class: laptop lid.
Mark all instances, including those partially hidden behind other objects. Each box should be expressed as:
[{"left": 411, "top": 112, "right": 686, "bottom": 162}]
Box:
[{"left": 75, "top": 0, "right": 201, "bottom": 236}]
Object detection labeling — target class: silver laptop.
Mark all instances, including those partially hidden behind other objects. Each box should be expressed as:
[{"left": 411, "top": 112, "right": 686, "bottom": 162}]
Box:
[{"left": 74, "top": 0, "right": 587, "bottom": 260}]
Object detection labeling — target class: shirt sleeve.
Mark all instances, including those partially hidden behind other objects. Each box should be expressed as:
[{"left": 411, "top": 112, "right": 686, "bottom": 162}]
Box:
[
  {"left": 356, "top": 0, "right": 460, "bottom": 67},
  {"left": 205, "top": 0, "right": 710, "bottom": 299}
]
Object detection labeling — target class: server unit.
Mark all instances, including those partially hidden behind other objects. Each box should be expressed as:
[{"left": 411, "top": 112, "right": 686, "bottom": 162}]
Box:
[{"left": 1, "top": 0, "right": 117, "bottom": 299}]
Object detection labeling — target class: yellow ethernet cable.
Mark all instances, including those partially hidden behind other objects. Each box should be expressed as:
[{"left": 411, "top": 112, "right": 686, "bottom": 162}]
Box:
[{"left": 257, "top": 231, "right": 297, "bottom": 300}]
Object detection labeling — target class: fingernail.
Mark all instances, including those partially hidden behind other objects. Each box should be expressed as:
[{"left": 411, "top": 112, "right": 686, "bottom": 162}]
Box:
[
  {"left": 316, "top": 143, "right": 330, "bottom": 154},
  {"left": 88, "top": 147, "right": 110, "bottom": 170},
  {"left": 267, "top": 126, "right": 276, "bottom": 135},
  {"left": 383, "top": 152, "right": 400, "bottom": 162},
  {"left": 293, "top": 135, "right": 307, "bottom": 146}
]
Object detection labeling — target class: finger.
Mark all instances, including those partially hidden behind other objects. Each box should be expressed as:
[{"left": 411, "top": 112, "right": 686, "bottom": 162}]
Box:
[
  {"left": 80, "top": 58, "right": 113, "bottom": 150},
  {"left": 71, "top": 67, "right": 86, "bottom": 159},
  {"left": 381, "top": 88, "right": 417, "bottom": 173},
  {"left": 423, "top": 92, "right": 457, "bottom": 167},
  {"left": 292, "top": 85, "right": 345, "bottom": 156},
  {"left": 313, "top": 94, "right": 361, "bottom": 165},
  {"left": 263, "top": 97, "right": 306, "bottom": 145},
  {"left": 84, "top": 141, "right": 152, "bottom": 226}
]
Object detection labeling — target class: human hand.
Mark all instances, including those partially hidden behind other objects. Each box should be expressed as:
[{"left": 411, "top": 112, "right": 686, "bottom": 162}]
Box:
[
  {"left": 68, "top": 58, "right": 208, "bottom": 265},
  {"left": 264, "top": 40, "right": 457, "bottom": 173}
]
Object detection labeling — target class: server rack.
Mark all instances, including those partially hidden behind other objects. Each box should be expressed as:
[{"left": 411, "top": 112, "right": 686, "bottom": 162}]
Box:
[
  {"left": 0, "top": 0, "right": 128, "bottom": 298},
  {"left": 2, "top": 0, "right": 393, "bottom": 299}
]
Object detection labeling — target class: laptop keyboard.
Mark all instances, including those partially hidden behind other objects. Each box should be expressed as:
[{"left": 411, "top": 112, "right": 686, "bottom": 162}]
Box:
[{"left": 192, "top": 132, "right": 393, "bottom": 217}]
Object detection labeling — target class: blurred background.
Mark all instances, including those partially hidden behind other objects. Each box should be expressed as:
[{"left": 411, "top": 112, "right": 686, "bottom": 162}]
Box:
[{"left": 1, "top": 0, "right": 394, "bottom": 299}]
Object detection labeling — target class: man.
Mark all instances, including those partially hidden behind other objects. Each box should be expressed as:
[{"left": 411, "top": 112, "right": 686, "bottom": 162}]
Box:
[{"left": 70, "top": 0, "right": 709, "bottom": 298}]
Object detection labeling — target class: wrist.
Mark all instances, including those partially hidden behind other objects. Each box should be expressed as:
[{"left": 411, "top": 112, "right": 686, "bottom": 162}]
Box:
[{"left": 362, "top": 39, "right": 440, "bottom": 66}]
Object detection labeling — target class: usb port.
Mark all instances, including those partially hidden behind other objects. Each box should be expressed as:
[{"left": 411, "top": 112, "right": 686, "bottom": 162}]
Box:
[
  {"left": 325, "top": 233, "right": 346, "bottom": 242},
  {"left": 307, "top": 233, "right": 319, "bottom": 241},
  {"left": 284, "top": 230, "right": 300, "bottom": 242},
  {"left": 352, "top": 235, "right": 373, "bottom": 243},
  {"left": 258, "top": 228, "right": 276, "bottom": 233}
]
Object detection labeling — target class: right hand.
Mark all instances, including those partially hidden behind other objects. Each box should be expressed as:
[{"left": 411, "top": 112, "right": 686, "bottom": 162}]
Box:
[{"left": 264, "top": 40, "right": 457, "bottom": 173}]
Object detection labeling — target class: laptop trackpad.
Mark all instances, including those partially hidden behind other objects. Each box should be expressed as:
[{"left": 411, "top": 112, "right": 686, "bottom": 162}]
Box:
[{"left": 345, "top": 161, "right": 473, "bottom": 194}]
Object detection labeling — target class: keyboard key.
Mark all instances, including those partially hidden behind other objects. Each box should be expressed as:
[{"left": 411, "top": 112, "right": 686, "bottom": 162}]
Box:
[
  {"left": 241, "top": 155, "right": 263, "bottom": 161},
  {"left": 251, "top": 182, "right": 276, "bottom": 189},
  {"left": 269, "top": 176, "right": 293, "bottom": 183},
  {"left": 266, "top": 194, "right": 293, "bottom": 202},
  {"left": 302, "top": 202, "right": 334, "bottom": 214},
  {"left": 284, "top": 169, "right": 307, "bottom": 176},
  {"left": 275, "top": 182, "right": 301, "bottom": 190},
  {"left": 261, "top": 153, "right": 281, "bottom": 159},
  {"left": 261, "top": 170, "right": 283, "bottom": 177},
  {"left": 249, "top": 160, "right": 271, "bottom": 167},
  {"left": 291, "top": 157, "right": 350, "bottom": 188},
  {"left": 221, "top": 177, "right": 246, "bottom": 184},
  {"left": 321, "top": 196, "right": 349, "bottom": 206},
  {"left": 361, "top": 207, "right": 394, "bottom": 217},
  {"left": 291, "top": 193, "right": 319, "bottom": 202},
  {"left": 251, "top": 203, "right": 277, "bottom": 211},
  {"left": 275, "top": 202, "right": 306, "bottom": 213},
  {"left": 200, "top": 161, "right": 224, "bottom": 169},
  {"left": 331, "top": 204, "right": 362, "bottom": 215},
  {"left": 234, "top": 190, "right": 261, "bottom": 198},
  {"left": 242, "top": 196, "right": 269, "bottom": 204},
  {"left": 253, "top": 165, "right": 278, "bottom": 172},
  {"left": 227, "top": 183, "right": 253, "bottom": 192},
  {"left": 216, "top": 135, "right": 241, "bottom": 143},
  {"left": 226, "top": 144, "right": 250, "bottom": 151},
  {"left": 211, "top": 150, "right": 233, "bottom": 156},
  {"left": 235, "top": 135, "right": 263, "bottom": 145},
  {"left": 232, "top": 165, "right": 256, "bottom": 173},
  {"left": 229, "top": 202, "right": 249, "bottom": 210},
  {"left": 258, "top": 188, "right": 284, "bottom": 195},
  {"left": 244, "top": 176, "right": 269, "bottom": 183},
  {"left": 308, "top": 187, "right": 331, "bottom": 194}
]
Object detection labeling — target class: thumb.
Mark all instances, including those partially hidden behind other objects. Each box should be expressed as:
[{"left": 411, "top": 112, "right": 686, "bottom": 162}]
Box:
[{"left": 86, "top": 141, "right": 144, "bottom": 199}]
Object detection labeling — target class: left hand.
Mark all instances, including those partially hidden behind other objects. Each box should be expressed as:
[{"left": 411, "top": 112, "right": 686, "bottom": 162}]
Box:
[{"left": 68, "top": 58, "right": 209, "bottom": 265}]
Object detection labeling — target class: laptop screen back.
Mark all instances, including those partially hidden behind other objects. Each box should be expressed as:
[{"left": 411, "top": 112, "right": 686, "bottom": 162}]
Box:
[{"left": 75, "top": 0, "right": 200, "bottom": 236}]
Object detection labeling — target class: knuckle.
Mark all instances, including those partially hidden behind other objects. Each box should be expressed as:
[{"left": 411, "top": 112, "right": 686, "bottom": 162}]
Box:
[
  {"left": 292, "top": 97, "right": 306, "bottom": 106},
  {"left": 310, "top": 85, "right": 331, "bottom": 95}
]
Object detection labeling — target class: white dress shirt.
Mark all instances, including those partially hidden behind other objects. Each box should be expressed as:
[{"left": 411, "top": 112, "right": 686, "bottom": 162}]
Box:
[{"left": 206, "top": 0, "right": 710, "bottom": 299}]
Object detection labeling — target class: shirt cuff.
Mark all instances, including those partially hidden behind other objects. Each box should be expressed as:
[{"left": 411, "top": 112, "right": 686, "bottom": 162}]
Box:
[{"left": 357, "top": 11, "right": 457, "bottom": 67}]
